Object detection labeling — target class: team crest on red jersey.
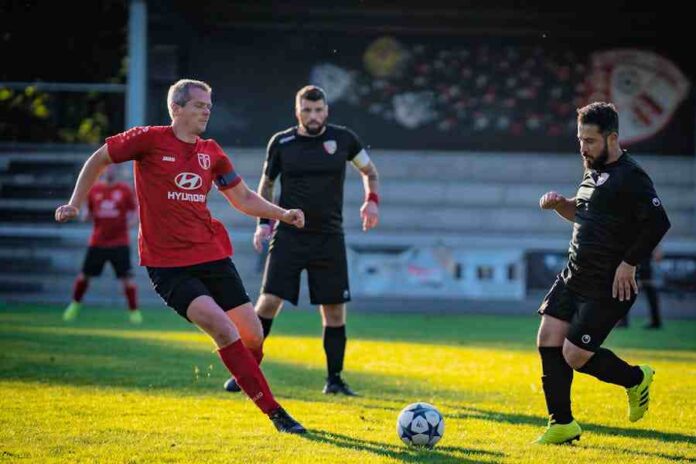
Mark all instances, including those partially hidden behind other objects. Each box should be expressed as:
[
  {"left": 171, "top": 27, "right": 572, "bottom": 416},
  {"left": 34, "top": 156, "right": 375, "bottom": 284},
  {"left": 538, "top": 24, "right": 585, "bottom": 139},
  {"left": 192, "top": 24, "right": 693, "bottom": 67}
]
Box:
[
  {"left": 197, "top": 153, "right": 211, "bottom": 170},
  {"left": 323, "top": 140, "right": 337, "bottom": 155}
]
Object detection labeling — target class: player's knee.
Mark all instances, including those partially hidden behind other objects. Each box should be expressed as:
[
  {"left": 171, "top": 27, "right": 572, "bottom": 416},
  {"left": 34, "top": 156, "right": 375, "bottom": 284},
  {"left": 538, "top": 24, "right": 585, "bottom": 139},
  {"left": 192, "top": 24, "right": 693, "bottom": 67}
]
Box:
[
  {"left": 324, "top": 313, "right": 344, "bottom": 326},
  {"left": 211, "top": 324, "right": 239, "bottom": 347},
  {"left": 244, "top": 329, "right": 264, "bottom": 350},
  {"left": 562, "top": 343, "right": 589, "bottom": 370},
  {"left": 536, "top": 327, "right": 561, "bottom": 348},
  {"left": 321, "top": 304, "right": 346, "bottom": 326},
  {"left": 256, "top": 294, "right": 282, "bottom": 318},
  {"left": 189, "top": 304, "right": 239, "bottom": 347}
]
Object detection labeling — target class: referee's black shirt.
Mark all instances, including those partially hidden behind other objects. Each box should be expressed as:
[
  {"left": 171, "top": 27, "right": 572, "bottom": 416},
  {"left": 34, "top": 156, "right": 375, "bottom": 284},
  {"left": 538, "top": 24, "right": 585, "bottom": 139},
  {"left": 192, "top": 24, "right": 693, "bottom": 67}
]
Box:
[{"left": 264, "top": 124, "right": 364, "bottom": 234}]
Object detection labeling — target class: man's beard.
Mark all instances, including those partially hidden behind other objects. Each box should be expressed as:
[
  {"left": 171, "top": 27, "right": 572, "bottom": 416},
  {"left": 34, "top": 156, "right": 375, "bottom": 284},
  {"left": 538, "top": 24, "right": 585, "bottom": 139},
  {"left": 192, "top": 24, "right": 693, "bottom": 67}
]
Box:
[
  {"left": 585, "top": 141, "right": 610, "bottom": 170},
  {"left": 302, "top": 120, "right": 325, "bottom": 136}
]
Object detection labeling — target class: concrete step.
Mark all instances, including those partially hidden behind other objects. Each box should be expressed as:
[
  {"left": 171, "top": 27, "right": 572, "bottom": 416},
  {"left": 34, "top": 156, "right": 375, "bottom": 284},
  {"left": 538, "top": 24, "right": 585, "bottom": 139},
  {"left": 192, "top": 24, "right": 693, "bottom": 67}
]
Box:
[{"left": 2, "top": 149, "right": 694, "bottom": 185}]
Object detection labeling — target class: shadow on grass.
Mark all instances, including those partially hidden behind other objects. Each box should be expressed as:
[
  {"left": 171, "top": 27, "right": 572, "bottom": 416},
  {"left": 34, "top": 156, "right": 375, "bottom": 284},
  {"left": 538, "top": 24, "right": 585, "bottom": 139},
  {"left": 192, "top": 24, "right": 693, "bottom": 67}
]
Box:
[
  {"left": 300, "top": 430, "right": 504, "bottom": 464},
  {"left": 452, "top": 407, "right": 696, "bottom": 446},
  {"left": 578, "top": 444, "right": 696, "bottom": 462},
  {"left": 6, "top": 305, "right": 696, "bottom": 352},
  {"left": 0, "top": 322, "right": 487, "bottom": 406}
]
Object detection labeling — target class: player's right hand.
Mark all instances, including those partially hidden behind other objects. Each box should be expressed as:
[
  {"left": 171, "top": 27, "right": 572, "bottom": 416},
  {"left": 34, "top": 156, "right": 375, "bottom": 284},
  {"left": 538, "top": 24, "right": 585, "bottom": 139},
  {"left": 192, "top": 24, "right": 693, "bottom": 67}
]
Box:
[
  {"left": 252, "top": 224, "right": 272, "bottom": 253},
  {"left": 539, "top": 191, "right": 565, "bottom": 210},
  {"left": 281, "top": 208, "right": 305, "bottom": 229},
  {"left": 55, "top": 204, "right": 79, "bottom": 222}
]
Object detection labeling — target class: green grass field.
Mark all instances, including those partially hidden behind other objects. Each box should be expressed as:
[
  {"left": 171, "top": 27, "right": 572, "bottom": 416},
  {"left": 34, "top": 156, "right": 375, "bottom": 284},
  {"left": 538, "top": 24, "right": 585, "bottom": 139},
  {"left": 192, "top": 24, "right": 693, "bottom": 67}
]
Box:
[{"left": 1, "top": 304, "right": 695, "bottom": 463}]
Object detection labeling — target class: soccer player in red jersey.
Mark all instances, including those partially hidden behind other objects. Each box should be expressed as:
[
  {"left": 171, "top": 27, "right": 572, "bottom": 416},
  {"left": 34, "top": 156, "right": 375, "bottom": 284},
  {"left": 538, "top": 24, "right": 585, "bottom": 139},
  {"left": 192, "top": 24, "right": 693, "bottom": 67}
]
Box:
[
  {"left": 55, "top": 79, "right": 307, "bottom": 433},
  {"left": 62, "top": 165, "right": 142, "bottom": 324}
]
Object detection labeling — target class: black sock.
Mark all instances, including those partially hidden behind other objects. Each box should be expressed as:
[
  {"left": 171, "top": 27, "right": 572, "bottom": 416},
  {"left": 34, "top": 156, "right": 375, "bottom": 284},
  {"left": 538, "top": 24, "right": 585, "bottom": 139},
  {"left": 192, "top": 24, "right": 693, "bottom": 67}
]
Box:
[
  {"left": 578, "top": 347, "right": 643, "bottom": 388},
  {"left": 258, "top": 315, "right": 274, "bottom": 338},
  {"left": 323, "top": 325, "right": 346, "bottom": 380},
  {"left": 539, "top": 347, "right": 574, "bottom": 424}
]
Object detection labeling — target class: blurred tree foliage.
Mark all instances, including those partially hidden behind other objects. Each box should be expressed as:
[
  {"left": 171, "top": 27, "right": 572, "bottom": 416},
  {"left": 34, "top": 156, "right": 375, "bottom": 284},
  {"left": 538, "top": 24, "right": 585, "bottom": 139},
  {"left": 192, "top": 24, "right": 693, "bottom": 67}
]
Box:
[{"left": 0, "top": 0, "right": 128, "bottom": 143}]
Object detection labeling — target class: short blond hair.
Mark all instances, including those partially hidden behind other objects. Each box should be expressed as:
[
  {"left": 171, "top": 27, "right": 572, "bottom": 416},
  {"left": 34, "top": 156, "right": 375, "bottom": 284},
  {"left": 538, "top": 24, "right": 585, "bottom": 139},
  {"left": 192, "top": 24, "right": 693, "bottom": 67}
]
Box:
[{"left": 167, "top": 79, "right": 212, "bottom": 119}]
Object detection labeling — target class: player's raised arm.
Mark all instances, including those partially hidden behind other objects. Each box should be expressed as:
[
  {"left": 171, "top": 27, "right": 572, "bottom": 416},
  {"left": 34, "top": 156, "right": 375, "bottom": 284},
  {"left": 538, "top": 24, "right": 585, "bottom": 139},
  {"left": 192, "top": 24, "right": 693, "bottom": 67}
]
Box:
[{"left": 55, "top": 144, "right": 113, "bottom": 222}]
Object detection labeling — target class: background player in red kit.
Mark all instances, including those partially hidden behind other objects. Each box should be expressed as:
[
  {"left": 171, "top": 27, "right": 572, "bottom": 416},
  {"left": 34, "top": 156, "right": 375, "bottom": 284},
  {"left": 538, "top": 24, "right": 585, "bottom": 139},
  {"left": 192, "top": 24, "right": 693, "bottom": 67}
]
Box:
[
  {"left": 55, "top": 79, "right": 307, "bottom": 434},
  {"left": 63, "top": 165, "right": 141, "bottom": 323}
]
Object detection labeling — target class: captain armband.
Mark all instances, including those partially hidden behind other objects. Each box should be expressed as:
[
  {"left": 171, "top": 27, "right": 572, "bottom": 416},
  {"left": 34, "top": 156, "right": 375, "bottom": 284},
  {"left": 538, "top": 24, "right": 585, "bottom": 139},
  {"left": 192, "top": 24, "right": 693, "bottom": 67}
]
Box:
[{"left": 350, "top": 149, "right": 371, "bottom": 169}]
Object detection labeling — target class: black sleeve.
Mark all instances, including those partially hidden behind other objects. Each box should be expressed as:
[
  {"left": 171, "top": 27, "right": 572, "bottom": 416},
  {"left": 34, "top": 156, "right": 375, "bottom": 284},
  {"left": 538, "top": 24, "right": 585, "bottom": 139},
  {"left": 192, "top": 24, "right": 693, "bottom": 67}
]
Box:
[
  {"left": 344, "top": 128, "right": 365, "bottom": 161},
  {"left": 623, "top": 169, "right": 671, "bottom": 266},
  {"left": 263, "top": 134, "right": 282, "bottom": 181}
]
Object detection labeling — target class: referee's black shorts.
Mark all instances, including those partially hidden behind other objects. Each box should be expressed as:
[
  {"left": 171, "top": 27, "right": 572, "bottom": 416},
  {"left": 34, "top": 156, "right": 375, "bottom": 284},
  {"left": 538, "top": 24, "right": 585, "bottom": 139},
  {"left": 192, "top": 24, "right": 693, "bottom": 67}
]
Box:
[
  {"left": 147, "top": 258, "right": 251, "bottom": 322},
  {"left": 261, "top": 228, "right": 350, "bottom": 306},
  {"left": 82, "top": 246, "right": 132, "bottom": 278},
  {"left": 538, "top": 275, "right": 635, "bottom": 352}
]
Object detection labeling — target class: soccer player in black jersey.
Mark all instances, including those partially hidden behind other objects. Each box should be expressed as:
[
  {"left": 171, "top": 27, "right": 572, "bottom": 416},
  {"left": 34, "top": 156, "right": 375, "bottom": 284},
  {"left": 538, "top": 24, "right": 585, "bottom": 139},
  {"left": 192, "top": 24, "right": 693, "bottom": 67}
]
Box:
[
  {"left": 224, "top": 85, "right": 380, "bottom": 396},
  {"left": 534, "top": 102, "right": 671, "bottom": 444}
]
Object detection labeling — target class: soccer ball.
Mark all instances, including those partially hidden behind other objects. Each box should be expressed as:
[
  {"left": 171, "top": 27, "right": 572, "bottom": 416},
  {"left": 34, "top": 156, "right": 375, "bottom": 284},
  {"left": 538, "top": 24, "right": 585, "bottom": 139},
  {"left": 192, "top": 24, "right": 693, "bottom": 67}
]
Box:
[{"left": 396, "top": 402, "right": 444, "bottom": 448}]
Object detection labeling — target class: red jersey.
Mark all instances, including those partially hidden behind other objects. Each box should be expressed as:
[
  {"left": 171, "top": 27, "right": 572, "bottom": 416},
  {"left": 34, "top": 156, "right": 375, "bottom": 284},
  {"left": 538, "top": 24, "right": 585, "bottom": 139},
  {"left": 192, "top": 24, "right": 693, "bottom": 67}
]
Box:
[
  {"left": 87, "top": 182, "right": 136, "bottom": 247},
  {"left": 105, "top": 126, "right": 242, "bottom": 267}
]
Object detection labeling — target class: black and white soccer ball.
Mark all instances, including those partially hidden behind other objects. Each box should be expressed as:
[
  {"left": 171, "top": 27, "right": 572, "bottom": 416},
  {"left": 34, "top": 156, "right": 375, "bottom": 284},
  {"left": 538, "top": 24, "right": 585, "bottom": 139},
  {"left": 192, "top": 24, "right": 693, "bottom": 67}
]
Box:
[{"left": 396, "top": 402, "right": 445, "bottom": 447}]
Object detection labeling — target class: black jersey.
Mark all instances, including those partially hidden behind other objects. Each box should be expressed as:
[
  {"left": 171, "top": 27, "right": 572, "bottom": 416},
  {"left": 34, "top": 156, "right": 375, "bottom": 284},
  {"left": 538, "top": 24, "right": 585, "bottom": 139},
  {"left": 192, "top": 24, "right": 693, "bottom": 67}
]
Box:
[
  {"left": 264, "top": 124, "right": 364, "bottom": 234},
  {"left": 562, "top": 153, "right": 671, "bottom": 298}
]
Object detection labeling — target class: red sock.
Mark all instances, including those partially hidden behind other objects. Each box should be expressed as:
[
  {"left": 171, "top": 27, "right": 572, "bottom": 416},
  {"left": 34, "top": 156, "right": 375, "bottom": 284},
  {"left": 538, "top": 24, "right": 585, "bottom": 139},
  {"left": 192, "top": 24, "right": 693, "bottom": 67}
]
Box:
[
  {"left": 123, "top": 283, "right": 138, "bottom": 310},
  {"left": 72, "top": 276, "right": 89, "bottom": 302},
  {"left": 249, "top": 346, "right": 264, "bottom": 365},
  {"left": 218, "top": 340, "right": 279, "bottom": 414}
]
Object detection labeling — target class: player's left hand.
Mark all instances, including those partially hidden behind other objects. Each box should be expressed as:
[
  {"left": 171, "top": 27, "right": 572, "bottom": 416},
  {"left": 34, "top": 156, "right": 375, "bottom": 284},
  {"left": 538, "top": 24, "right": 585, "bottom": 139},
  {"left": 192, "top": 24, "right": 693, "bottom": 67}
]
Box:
[
  {"left": 613, "top": 261, "right": 638, "bottom": 301},
  {"left": 360, "top": 201, "right": 379, "bottom": 231},
  {"left": 281, "top": 208, "right": 305, "bottom": 229}
]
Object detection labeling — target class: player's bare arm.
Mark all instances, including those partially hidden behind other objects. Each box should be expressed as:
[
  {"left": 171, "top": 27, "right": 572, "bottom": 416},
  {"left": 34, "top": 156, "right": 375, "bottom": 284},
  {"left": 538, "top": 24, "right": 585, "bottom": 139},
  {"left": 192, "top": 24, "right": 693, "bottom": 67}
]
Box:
[
  {"left": 257, "top": 175, "right": 276, "bottom": 202},
  {"left": 221, "top": 179, "right": 304, "bottom": 229},
  {"left": 352, "top": 155, "right": 380, "bottom": 231},
  {"left": 249, "top": 175, "right": 278, "bottom": 251},
  {"left": 539, "top": 191, "right": 576, "bottom": 222},
  {"left": 55, "top": 145, "right": 113, "bottom": 222}
]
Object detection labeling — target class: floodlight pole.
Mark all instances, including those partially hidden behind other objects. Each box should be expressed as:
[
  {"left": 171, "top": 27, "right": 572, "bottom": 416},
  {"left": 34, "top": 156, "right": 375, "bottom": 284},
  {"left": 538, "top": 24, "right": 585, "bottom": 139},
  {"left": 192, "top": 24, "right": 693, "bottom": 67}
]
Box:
[{"left": 126, "top": 0, "right": 147, "bottom": 128}]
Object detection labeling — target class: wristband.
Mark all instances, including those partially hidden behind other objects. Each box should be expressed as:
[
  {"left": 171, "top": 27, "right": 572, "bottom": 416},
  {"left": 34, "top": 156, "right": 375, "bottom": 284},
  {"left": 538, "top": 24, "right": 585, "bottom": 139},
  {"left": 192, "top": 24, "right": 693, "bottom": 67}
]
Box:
[{"left": 366, "top": 192, "right": 380, "bottom": 205}]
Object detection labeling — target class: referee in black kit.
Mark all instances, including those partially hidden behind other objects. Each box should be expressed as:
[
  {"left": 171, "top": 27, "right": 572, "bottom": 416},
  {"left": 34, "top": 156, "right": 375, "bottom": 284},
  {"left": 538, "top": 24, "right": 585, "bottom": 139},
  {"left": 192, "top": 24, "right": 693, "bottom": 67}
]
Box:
[
  {"left": 225, "top": 85, "right": 380, "bottom": 396},
  {"left": 534, "top": 102, "right": 671, "bottom": 444}
]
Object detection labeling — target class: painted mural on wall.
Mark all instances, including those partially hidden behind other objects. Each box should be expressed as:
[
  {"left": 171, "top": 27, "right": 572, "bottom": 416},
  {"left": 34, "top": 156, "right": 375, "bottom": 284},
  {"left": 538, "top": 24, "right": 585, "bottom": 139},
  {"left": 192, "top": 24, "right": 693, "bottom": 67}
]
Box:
[
  {"left": 170, "top": 31, "right": 694, "bottom": 154},
  {"left": 309, "top": 37, "right": 691, "bottom": 153}
]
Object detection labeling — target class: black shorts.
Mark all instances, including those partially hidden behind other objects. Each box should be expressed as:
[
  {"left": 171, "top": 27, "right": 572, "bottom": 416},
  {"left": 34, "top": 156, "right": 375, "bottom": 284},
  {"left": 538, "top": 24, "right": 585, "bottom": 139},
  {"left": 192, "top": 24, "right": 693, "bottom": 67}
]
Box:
[
  {"left": 146, "top": 258, "right": 251, "bottom": 322},
  {"left": 538, "top": 276, "right": 635, "bottom": 352},
  {"left": 82, "top": 246, "right": 132, "bottom": 278},
  {"left": 261, "top": 229, "right": 350, "bottom": 306}
]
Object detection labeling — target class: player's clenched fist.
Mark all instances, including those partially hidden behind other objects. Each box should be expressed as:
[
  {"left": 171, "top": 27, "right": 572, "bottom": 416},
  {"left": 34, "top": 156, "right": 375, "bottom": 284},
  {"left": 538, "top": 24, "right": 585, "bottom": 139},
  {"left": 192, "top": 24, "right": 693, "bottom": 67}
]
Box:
[
  {"left": 281, "top": 209, "right": 305, "bottom": 229},
  {"left": 360, "top": 201, "right": 379, "bottom": 231},
  {"left": 55, "top": 204, "right": 79, "bottom": 222},
  {"left": 539, "top": 191, "right": 565, "bottom": 210}
]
